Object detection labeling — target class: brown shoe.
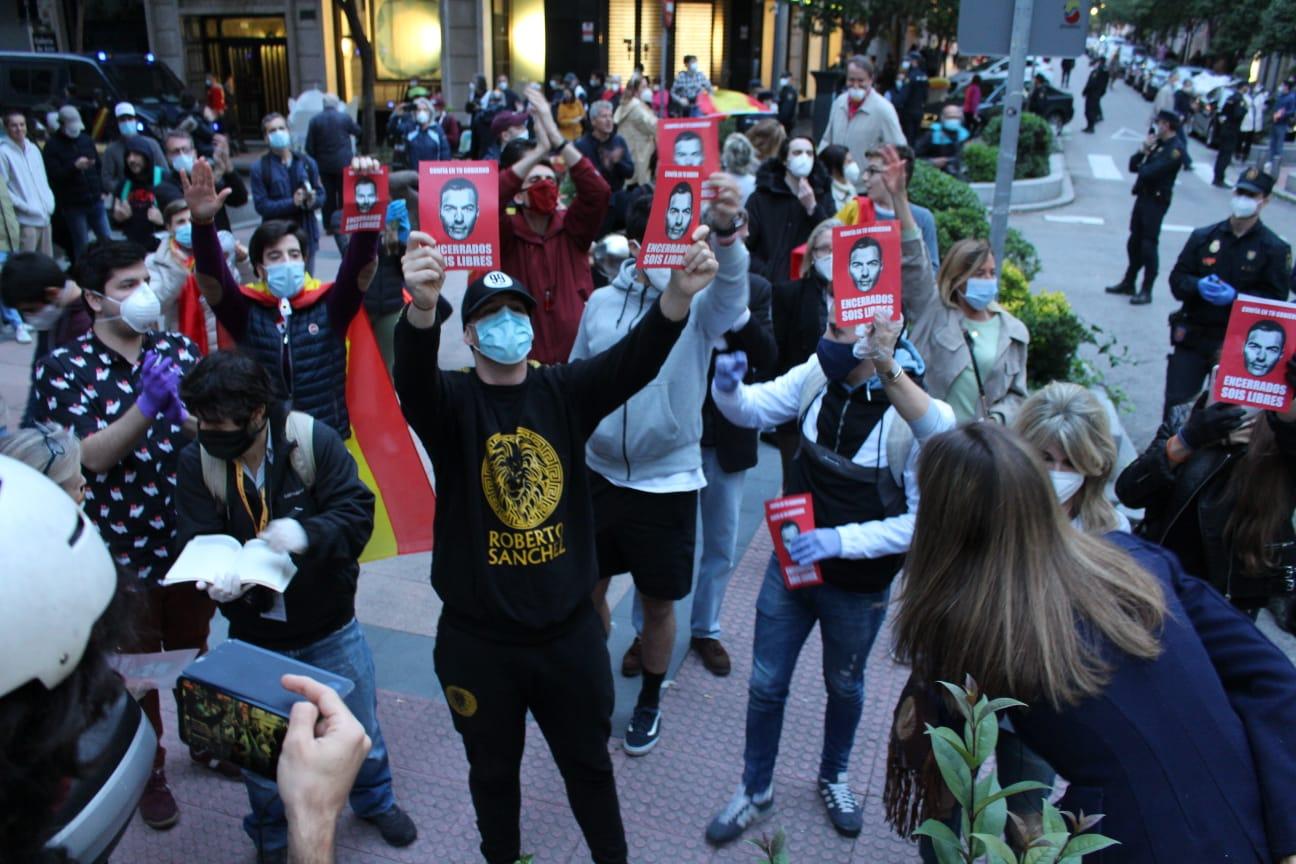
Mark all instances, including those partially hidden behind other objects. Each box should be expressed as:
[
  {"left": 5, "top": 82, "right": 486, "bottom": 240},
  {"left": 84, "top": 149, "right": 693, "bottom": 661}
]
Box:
[
  {"left": 621, "top": 637, "right": 643, "bottom": 677},
  {"left": 690, "top": 637, "right": 732, "bottom": 677},
  {"left": 138, "top": 768, "right": 179, "bottom": 830}
]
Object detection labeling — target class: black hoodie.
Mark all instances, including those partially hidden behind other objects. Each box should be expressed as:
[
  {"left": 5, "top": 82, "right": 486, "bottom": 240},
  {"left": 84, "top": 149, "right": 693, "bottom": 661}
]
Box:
[
  {"left": 112, "top": 137, "right": 163, "bottom": 251},
  {"left": 745, "top": 156, "right": 835, "bottom": 282}
]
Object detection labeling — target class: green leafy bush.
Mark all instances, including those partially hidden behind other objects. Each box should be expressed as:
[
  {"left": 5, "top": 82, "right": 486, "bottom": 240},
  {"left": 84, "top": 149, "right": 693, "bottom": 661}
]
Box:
[
  {"left": 979, "top": 113, "right": 1054, "bottom": 179},
  {"left": 1004, "top": 228, "right": 1041, "bottom": 282},
  {"left": 935, "top": 206, "right": 990, "bottom": 258},
  {"left": 963, "top": 141, "right": 999, "bottom": 183},
  {"left": 999, "top": 263, "right": 1091, "bottom": 389},
  {"left": 911, "top": 160, "right": 984, "bottom": 212}
]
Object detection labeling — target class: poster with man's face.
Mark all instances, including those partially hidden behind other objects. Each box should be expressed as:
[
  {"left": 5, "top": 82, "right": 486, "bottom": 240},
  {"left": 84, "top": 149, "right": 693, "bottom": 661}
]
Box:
[
  {"left": 765, "top": 493, "right": 822, "bottom": 589},
  {"left": 341, "top": 167, "right": 389, "bottom": 233},
  {"left": 418, "top": 161, "right": 500, "bottom": 270},
  {"left": 640, "top": 166, "right": 702, "bottom": 269},
  {"left": 1212, "top": 295, "right": 1296, "bottom": 412},
  {"left": 830, "top": 221, "right": 902, "bottom": 326},
  {"left": 658, "top": 117, "right": 720, "bottom": 200}
]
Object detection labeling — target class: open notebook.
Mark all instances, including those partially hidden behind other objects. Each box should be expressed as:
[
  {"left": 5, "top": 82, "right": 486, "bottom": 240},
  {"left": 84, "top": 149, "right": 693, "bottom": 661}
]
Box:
[{"left": 163, "top": 536, "right": 297, "bottom": 593}]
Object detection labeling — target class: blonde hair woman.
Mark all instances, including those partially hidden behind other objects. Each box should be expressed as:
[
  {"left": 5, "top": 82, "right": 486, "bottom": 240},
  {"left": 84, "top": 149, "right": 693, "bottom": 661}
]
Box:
[
  {"left": 745, "top": 118, "right": 786, "bottom": 164},
  {"left": 1014, "top": 382, "right": 1130, "bottom": 533},
  {"left": 891, "top": 421, "right": 1296, "bottom": 864},
  {"left": 613, "top": 75, "right": 657, "bottom": 186},
  {"left": 721, "top": 132, "right": 758, "bottom": 205},
  {"left": 0, "top": 424, "right": 84, "bottom": 503}
]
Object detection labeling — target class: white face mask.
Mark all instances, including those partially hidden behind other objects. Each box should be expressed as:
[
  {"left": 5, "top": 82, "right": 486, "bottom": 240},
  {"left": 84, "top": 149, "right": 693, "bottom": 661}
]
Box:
[
  {"left": 787, "top": 153, "right": 814, "bottom": 178},
  {"left": 23, "top": 304, "right": 62, "bottom": 332},
  {"left": 641, "top": 267, "right": 672, "bottom": 291},
  {"left": 843, "top": 162, "right": 861, "bottom": 184},
  {"left": 95, "top": 285, "right": 161, "bottom": 334},
  {"left": 847, "top": 87, "right": 868, "bottom": 102},
  {"left": 640, "top": 91, "right": 653, "bottom": 104},
  {"left": 1049, "top": 469, "right": 1084, "bottom": 505},
  {"left": 1231, "top": 194, "right": 1260, "bottom": 220},
  {"left": 813, "top": 255, "right": 833, "bottom": 282},
  {"left": 416, "top": 110, "right": 431, "bottom": 125}
]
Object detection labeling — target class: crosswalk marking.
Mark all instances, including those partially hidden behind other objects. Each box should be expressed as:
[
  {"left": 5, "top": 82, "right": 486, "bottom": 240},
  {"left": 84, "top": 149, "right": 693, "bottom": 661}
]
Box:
[
  {"left": 1111, "top": 127, "right": 1146, "bottom": 142},
  {"left": 1044, "top": 214, "right": 1105, "bottom": 225},
  {"left": 1163, "top": 224, "right": 1194, "bottom": 232},
  {"left": 1088, "top": 154, "right": 1124, "bottom": 181},
  {"left": 1190, "top": 162, "right": 1215, "bottom": 185}
]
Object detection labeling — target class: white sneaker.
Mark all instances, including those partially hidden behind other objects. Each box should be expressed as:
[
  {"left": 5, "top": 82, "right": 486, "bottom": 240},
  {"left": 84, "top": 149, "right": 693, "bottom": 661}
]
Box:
[
  {"left": 13, "top": 323, "right": 32, "bottom": 344},
  {"left": 705, "top": 783, "right": 774, "bottom": 846}
]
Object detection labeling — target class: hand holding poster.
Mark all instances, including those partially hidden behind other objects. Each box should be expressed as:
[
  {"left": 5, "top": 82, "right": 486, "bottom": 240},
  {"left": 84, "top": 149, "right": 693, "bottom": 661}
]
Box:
[
  {"left": 765, "top": 494, "right": 823, "bottom": 590},
  {"left": 1211, "top": 294, "right": 1296, "bottom": 412},
  {"left": 658, "top": 117, "right": 720, "bottom": 198},
  {"left": 418, "top": 161, "right": 500, "bottom": 270},
  {"left": 340, "top": 166, "right": 389, "bottom": 233},
  {"left": 831, "top": 221, "right": 902, "bottom": 327},
  {"left": 639, "top": 166, "right": 702, "bottom": 269}
]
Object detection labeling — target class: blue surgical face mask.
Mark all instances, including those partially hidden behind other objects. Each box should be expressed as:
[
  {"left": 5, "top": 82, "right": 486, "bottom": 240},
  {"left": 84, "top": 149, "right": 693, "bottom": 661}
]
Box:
[
  {"left": 118, "top": 120, "right": 139, "bottom": 137},
  {"left": 265, "top": 261, "right": 306, "bottom": 299},
  {"left": 816, "top": 337, "right": 861, "bottom": 383},
  {"left": 962, "top": 277, "right": 999, "bottom": 311},
  {"left": 267, "top": 129, "right": 291, "bottom": 150},
  {"left": 472, "top": 307, "right": 534, "bottom": 365},
  {"left": 173, "top": 223, "right": 193, "bottom": 248},
  {"left": 170, "top": 152, "right": 195, "bottom": 174},
  {"left": 942, "top": 118, "right": 963, "bottom": 132}
]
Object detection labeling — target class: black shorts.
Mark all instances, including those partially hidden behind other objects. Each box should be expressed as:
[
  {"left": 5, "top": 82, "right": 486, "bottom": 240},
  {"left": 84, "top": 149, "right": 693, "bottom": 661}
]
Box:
[{"left": 590, "top": 473, "right": 698, "bottom": 601}]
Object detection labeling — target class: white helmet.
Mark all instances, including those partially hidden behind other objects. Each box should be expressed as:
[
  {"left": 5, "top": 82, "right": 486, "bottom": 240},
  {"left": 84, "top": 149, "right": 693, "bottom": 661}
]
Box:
[{"left": 0, "top": 456, "right": 115, "bottom": 697}]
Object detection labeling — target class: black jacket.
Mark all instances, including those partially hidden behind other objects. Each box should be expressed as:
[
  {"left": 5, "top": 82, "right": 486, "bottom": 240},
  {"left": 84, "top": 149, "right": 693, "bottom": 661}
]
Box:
[
  {"left": 771, "top": 269, "right": 830, "bottom": 377},
  {"left": 42, "top": 131, "right": 103, "bottom": 205},
  {"left": 1116, "top": 407, "right": 1296, "bottom": 609},
  {"left": 701, "top": 273, "right": 779, "bottom": 472},
  {"left": 1083, "top": 68, "right": 1110, "bottom": 102},
  {"left": 1129, "top": 137, "right": 1184, "bottom": 200},
  {"left": 745, "top": 158, "right": 834, "bottom": 282},
  {"left": 306, "top": 108, "right": 362, "bottom": 174},
  {"left": 174, "top": 403, "right": 376, "bottom": 650},
  {"left": 1169, "top": 218, "right": 1293, "bottom": 332},
  {"left": 364, "top": 242, "right": 407, "bottom": 316}
]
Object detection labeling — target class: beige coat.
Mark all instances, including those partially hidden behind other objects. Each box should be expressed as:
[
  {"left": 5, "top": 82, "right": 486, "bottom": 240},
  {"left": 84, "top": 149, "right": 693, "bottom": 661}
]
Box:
[
  {"left": 612, "top": 98, "right": 658, "bottom": 187},
  {"left": 901, "top": 236, "right": 1029, "bottom": 424},
  {"left": 818, "top": 90, "right": 906, "bottom": 192}
]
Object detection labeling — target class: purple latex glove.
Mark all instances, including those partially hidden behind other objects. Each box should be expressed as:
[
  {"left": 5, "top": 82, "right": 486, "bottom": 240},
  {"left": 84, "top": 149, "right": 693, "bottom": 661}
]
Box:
[{"left": 135, "top": 352, "right": 175, "bottom": 419}]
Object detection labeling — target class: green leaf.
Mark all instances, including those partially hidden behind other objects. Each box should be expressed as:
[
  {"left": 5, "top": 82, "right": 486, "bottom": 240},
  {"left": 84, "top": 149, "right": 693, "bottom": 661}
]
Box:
[
  {"left": 974, "top": 781, "right": 1052, "bottom": 816},
  {"left": 1042, "top": 802, "right": 1067, "bottom": 835},
  {"left": 913, "top": 821, "right": 964, "bottom": 864},
  {"left": 971, "top": 770, "right": 1007, "bottom": 850},
  {"left": 969, "top": 706, "right": 1000, "bottom": 766},
  {"left": 927, "top": 724, "right": 975, "bottom": 766},
  {"left": 970, "top": 833, "right": 1019, "bottom": 864},
  {"left": 985, "top": 696, "right": 1029, "bottom": 714},
  {"left": 1058, "top": 833, "right": 1121, "bottom": 860},
  {"left": 929, "top": 726, "right": 974, "bottom": 810},
  {"left": 1023, "top": 833, "right": 1071, "bottom": 864},
  {"left": 937, "top": 679, "right": 976, "bottom": 726}
]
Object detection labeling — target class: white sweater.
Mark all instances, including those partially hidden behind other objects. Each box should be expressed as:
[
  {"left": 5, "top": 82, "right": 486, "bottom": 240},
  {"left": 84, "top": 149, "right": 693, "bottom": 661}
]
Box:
[{"left": 0, "top": 137, "right": 55, "bottom": 226}]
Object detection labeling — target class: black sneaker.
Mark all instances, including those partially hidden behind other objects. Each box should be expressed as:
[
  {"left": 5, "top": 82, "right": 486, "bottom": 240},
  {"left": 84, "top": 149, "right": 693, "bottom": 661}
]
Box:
[
  {"left": 362, "top": 804, "right": 418, "bottom": 847},
  {"left": 817, "top": 773, "right": 863, "bottom": 837},
  {"left": 705, "top": 784, "right": 774, "bottom": 846},
  {"left": 622, "top": 706, "right": 661, "bottom": 756}
]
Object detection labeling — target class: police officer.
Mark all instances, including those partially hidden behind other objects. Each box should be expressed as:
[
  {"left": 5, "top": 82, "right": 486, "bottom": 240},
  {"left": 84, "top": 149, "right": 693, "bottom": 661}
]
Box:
[
  {"left": 1212, "top": 87, "right": 1247, "bottom": 187},
  {"left": 1105, "top": 110, "right": 1185, "bottom": 305},
  {"left": 1163, "top": 167, "right": 1293, "bottom": 422}
]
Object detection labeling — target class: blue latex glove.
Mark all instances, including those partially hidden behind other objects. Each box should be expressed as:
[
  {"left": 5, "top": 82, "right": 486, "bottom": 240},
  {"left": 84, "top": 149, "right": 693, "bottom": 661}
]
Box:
[
  {"left": 713, "top": 351, "right": 748, "bottom": 394},
  {"left": 135, "top": 352, "right": 176, "bottom": 418},
  {"left": 788, "top": 528, "right": 842, "bottom": 565},
  {"left": 1198, "top": 274, "right": 1237, "bottom": 306}
]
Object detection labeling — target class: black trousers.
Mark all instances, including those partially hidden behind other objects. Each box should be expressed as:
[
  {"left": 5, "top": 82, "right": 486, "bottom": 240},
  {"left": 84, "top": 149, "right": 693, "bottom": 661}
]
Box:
[
  {"left": 1123, "top": 194, "right": 1169, "bottom": 291},
  {"left": 1214, "top": 135, "right": 1238, "bottom": 184},
  {"left": 320, "top": 171, "right": 344, "bottom": 233},
  {"left": 433, "top": 608, "right": 628, "bottom": 864},
  {"left": 1163, "top": 338, "right": 1223, "bottom": 423},
  {"left": 1084, "top": 96, "right": 1101, "bottom": 129}
]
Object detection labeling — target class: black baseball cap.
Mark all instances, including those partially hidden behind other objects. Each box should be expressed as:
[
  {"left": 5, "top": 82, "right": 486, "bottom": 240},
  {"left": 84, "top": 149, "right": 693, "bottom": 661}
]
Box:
[
  {"left": 461, "top": 270, "right": 535, "bottom": 327},
  {"left": 1155, "top": 109, "right": 1180, "bottom": 129},
  {"left": 1235, "top": 166, "right": 1275, "bottom": 196}
]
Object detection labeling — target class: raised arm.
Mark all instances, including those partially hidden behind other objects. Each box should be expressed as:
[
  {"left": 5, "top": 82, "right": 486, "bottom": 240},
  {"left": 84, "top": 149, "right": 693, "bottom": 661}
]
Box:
[
  {"left": 393, "top": 231, "right": 455, "bottom": 443},
  {"left": 324, "top": 157, "right": 383, "bottom": 329},
  {"left": 878, "top": 146, "right": 940, "bottom": 320},
  {"left": 692, "top": 174, "right": 751, "bottom": 341},
  {"left": 183, "top": 159, "right": 251, "bottom": 338}
]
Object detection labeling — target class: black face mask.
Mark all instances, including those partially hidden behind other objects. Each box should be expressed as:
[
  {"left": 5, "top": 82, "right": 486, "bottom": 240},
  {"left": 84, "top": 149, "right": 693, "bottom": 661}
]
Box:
[{"left": 199, "top": 420, "right": 265, "bottom": 461}]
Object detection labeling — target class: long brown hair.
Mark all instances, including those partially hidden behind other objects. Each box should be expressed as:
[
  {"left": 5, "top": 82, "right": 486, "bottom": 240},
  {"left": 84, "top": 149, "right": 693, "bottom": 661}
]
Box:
[
  {"left": 893, "top": 423, "right": 1165, "bottom": 708},
  {"left": 1225, "top": 415, "right": 1294, "bottom": 575},
  {"left": 935, "top": 238, "right": 993, "bottom": 309}
]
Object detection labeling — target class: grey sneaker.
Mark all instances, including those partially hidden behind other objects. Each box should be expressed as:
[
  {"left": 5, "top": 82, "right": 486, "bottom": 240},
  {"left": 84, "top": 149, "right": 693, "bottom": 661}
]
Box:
[
  {"left": 818, "top": 773, "right": 862, "bottom": 837},
  {"left": 705, "top": 784, "right": 774, "bottom": 846}
]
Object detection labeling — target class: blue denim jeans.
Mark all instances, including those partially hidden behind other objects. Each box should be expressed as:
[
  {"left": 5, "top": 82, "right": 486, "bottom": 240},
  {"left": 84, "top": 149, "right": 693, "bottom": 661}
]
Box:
[
  {"left": 1270, "top": 125, "right": 1288, "bottom": 167},
  {"left": 242, "top": 618, "right": 395, "bottom": 853},
  {"left": 741, "top": 555, "right": 889, "bottom": 795},
  {"left": 691, "top": 447, "right": 745, "bottom": 640},
  {"left": 61, "top": 201, "right": 112, "bottom": 260}
]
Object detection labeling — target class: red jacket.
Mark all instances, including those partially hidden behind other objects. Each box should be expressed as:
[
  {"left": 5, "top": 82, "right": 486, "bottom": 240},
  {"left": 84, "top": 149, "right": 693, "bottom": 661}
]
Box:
[{"left": 500, "top": 156, "right": 610, "bottom": 364}]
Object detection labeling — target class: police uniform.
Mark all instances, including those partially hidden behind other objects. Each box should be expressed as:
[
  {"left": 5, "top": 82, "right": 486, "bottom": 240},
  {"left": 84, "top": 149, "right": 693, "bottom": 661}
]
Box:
[
  {"left": 1163, "top": 167, "right": 1293, "bottom": 420},
  {"left": 1107, "top": 116, "right": 1185, "bottom": 303},
  {"left": 1212, "top": 90, "right": 1246, "bottom": 187}
]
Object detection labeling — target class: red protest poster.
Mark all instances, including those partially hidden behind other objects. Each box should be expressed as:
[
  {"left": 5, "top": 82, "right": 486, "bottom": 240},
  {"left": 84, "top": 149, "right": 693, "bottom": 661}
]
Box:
[
  {"left": 1211, "top": 294, "right": 1296, "bottom": 412},
  {"left": 765, "top": 494, "right": 823, "bottom": 590},
  {"left": 340, "top": 167, "right": 389, "bottom": 234},
  {"left": 658, "top": 117, "right": 720, "bottom": 198},
  {"left": 418, "top": 161, "right": 499, "bottom": 270},
  {"left": 639, "top": 166, "right": 702, "bottom": 269},
  {"left": 831, "top": 220, "right": 902, "bottom": 327}
]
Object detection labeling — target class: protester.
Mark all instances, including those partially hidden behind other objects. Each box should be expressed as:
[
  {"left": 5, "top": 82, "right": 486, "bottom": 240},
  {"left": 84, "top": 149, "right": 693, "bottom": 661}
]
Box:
[
  {"left": 499, "top": 89, "right": 610, "bottom": 363},
  {"left": 915, "top": 104, "right": 969, "bottom": 177},
  {"left": 704, "top": 305, "right": 954, "bottom": 845},
  {"left": 1240, "top": 81, "right": 1267, "bottom": 164},
  {"left": 109, "top": 137, "right": 167, "bottom": 251},
  {"left": 1162, "top": 168, "right": 1291, "bottom": 423},
  {"left": 1015, "top": 382, "right": 1130, "bottom": 533},
  {"left": 746, "top": 117, "right": 787, "bottom": 164},
  {"left": 29, "top": 240, "right": 206, "bottom": 831},
  {"left": 0, "top": 111, "right": 55, "bottom": 259},
  {"left": 101, "top": 102, "right": 168, "bottom": 195},
  {"left": 721, "top": 132, "right": 760, "bottom": 205},
  {"left": 575, "top": 100, "right": 635, "bottom": 216},
  {"left": 745, "top": 136, "right": 834, "bottom": 281},
  {"left": 671, "top": 55, "right": 713, "bottom": 117},
  {"left": 842, "top": 146, "right": 939, "bottom": 276},
  {"left": 363, "top": 199, "right": 410, "bottom": 373},
  {"left": 160, "top": 129, "right": 248, "bottom": 234},
  {"left": 305, "top": 93, "right": 362, "bottom": 231},
  {"left": 401, "top": 96, "right": 453, "bottom": 170},
  {"left": 557, "top": 85, "right": 586, "bottom": 142},
  {"left": 817, "top": 144, "right": 859, "bottom": 212},
  {"left": 176, "top": 350, "right": 417, "bottom": 861},
  {"left": 2, "top": 250, "right": 88, "bottom": 405},
  {"left": 613, "top": 76, "right": 658, "bottom": 188},
  {"left": 1081, "top": 56, "right": 1109, "bottom": 133},
  {"left": 187, "top": 156, "right": 383, "bottom": 436},
  {"left": 43, "top": 106, "right": 111, "bottom": 261},
  {"left": 1268, "top": 80, "right": 1295, "bottom": 172},
  {"left": 394, "top": 211, "right": 719, "bottom": 863},
  {"left": 1151, "top": 72, "right": 1179, "bottom": 121},
  {"left": 961, "top": 75, "right": 983, "bottom": 132},
  {"left": 889, "top": 421, "right": 1296, "bottom": 864},
  {"left": 894, "top": 52, "right": 929, "bottom": 144},
  {"left": 0, "top": 423, "right": 84, "bottom": 502},
  {"left": 250, "top": 113, "right": 325, "bottom": 275},
  {"left": 483, "top": 110, "right": 530, "bottom": 162},
  {"left": 571, "top": 176, "right": 748, "bottom": 755},
  {"left": 770, "top": 217, "right": 837, "bottom": 480},
  {"left": 818, "top": 56, "right": 907, "bottom": 189},
  {"left": 777, "top": 72, "right": 799, "bottom": 135}
]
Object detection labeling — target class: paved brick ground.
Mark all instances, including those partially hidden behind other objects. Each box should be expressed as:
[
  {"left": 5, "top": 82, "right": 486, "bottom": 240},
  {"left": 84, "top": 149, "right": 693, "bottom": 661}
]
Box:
[{"left": 114, "top": 528, "right": 922, "bottom": 864}]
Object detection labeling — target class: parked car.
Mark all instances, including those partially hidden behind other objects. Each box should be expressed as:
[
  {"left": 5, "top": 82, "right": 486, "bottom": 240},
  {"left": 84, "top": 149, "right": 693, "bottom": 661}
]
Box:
[
  {"left": 950, "top": 56, "right": 1050, "bottom": 94},
  {"left": 1129, "top": 57, "right": 1161, "bottom": 95},
  {"left": 1145, "top": 64, "right": 1206, "bottom": 100},
  {"left": 0, "top": 51, "right": 187, "bottom": 140},
  {"left": 1189, "top": 82, "right": 1246, "bottom": 147},
  {"left": 1125, "top": 49, "right": 1150, "bottom": 84},
  {"left": 977, "top": 80, "right": 1075, "bottom": 135}
]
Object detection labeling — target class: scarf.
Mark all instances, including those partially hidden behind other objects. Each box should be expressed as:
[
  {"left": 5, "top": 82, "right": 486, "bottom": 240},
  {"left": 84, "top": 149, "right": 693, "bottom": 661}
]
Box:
[{"left": 882, "top": 672, "right": 959, "bottom": 838}]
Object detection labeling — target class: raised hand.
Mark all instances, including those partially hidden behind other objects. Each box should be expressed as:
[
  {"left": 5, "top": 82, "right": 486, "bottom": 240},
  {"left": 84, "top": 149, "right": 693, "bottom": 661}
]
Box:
[
  {"left": 350, "top": 155, "right": 382, "bottom": 174},
  {"left": 669, "top": 225, "right": 719, "bottom": 298},
  {"left": 878, "top": 144, "right": 909, "bottom": 202},
  {"left": 855, "top": 311, "right": 904, "bottom": 362},
  {"left": 401, "top": 231, "right": 446, "bottom": 312},
  {"left": 179, "top": 157, "right": 232, "bottom": 224},
  {"left": 713, "top": 351, "right": 748, "bottom": 393},
  {"left": 704, "top": 173, "right": 742, "bottom": 232}
]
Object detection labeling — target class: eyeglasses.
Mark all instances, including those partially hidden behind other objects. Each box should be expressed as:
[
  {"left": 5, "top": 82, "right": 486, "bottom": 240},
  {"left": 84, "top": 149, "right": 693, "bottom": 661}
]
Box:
[
  {"left": 861, "top": 167, "right": 883, "bottom": 178},
  {"left": 37, "top": 425, "right": 65, "bottom": 476}
]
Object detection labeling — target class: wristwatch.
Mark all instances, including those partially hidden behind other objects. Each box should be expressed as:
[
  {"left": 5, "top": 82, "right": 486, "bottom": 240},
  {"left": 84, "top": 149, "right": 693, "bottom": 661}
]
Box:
[
  {"left": 711, "top": 212, "right": 746, "bottom": 239},
  {"left": 549, "top": 142, "right": 567, "bottom": 158}
]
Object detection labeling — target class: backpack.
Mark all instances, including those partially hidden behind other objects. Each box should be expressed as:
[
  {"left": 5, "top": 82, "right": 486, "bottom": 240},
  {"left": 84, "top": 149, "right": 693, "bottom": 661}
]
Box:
[
  {"left": 200, "top": 411, "right": 316, "bottom": 507},
  {"left": 796, "top": 364, "right": 913, "bottom": 489}
]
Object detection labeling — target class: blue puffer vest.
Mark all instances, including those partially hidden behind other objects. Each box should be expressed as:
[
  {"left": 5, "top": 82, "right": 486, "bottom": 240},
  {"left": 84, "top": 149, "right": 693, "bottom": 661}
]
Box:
[{"left": 243, "top": 299, "right": 349, "bottom": 435}]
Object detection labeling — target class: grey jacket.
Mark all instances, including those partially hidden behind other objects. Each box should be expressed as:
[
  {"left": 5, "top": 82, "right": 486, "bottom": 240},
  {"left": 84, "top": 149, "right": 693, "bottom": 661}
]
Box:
[
  {"left": 901, "top": 235, "right": 1029, "bottom": 424},
  {"left": 569, "top": 239, "right": 750, "bottom": 484}
]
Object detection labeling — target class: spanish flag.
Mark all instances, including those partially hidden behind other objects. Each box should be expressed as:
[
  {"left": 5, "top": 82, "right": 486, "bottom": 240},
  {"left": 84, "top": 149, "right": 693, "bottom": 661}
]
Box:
[
  {"left": 344, "top": 311, "right": 436, "bottom": 562},
  {"left": 697, "top": 88, "right": 773, "bottom": 117}
]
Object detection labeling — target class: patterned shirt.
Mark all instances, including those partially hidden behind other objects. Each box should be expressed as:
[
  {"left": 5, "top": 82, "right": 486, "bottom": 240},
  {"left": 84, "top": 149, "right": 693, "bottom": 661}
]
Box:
[
  {"left": 31, "top": 329, "right": 199, "bottom": 581},
  {"left": 671, "top": 69, "right": 712, "bottom": 103}
]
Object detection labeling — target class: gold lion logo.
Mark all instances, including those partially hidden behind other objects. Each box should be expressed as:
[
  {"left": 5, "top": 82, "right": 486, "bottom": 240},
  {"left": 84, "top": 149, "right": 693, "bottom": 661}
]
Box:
[
  {"left": 445, "top": 686, "right": 478, "bottom": 718},
  {"left": 480, "top": 426, "right": 563, "bottom": 530}
]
